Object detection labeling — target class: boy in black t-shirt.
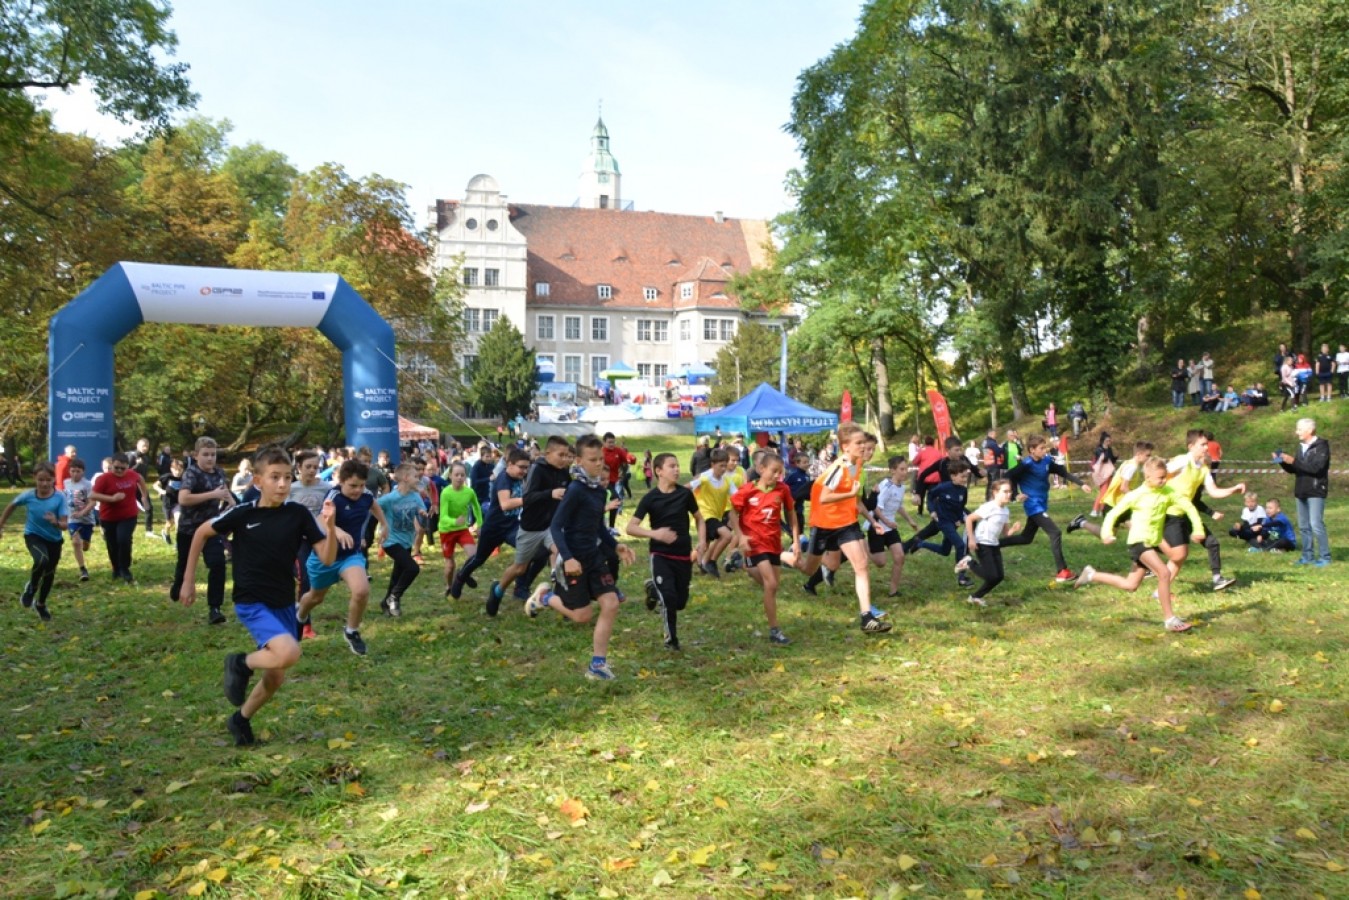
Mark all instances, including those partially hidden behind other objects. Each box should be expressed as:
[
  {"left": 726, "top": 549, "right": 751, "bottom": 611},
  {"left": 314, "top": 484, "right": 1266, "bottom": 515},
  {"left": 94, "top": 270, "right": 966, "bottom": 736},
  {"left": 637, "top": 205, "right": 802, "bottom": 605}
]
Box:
[
  {"left": 180, "top": 446, "right": 336, "bottom": 747},
  {"left": 490, "top": 437, "right": 573, "bottom": 615},
  {"left": 627, "top": 453, "right": 705, "bottom": 650}
]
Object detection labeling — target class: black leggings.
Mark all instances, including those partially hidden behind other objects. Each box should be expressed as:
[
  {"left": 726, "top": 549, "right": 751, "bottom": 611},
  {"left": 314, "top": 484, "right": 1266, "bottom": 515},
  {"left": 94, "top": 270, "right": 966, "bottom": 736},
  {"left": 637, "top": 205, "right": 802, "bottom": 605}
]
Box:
[
  {"left": 173, "top": 525, "right": 227, "bottom": 608},
  {"left": 100, "top": 518, "right": 138, "bottom": 576},
  {"left": 966, "top": 543, "right": 1004, "bottom": 599},
  {"left": 651, "top": 555, "right": 692, "bottom": 645},
  {"left": 999, "top": 512, "right": 1068, "bottom": 571},
  {"left": 384, "top": 544, "right": 421, "bottom": 600},
  {"left": 24, "top": 535, "right": 62, "bottom": 605}
]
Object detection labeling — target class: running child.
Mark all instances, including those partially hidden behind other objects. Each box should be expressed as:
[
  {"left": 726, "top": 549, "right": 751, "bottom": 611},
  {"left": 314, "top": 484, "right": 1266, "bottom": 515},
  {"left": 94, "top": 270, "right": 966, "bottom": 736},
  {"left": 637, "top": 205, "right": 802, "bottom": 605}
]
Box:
[
  {"left": 180, "top": 446, "right": 338, "bottom": 745},
  {"left": 437, "top": 462, "right": 482, "bottom": 597},
  {"left": 627, "top": 452, "right": 704, "bottom": 650},
  {"left": 1162, "top": 429, "right": 1241, "bottom": 591},
  {"left": 297, "top": 458, "right": 388, "bottom": 656},
  {"left": 173, "top": 437, "right": 235, "bottom": 624},
  {"left": 689, "top": 448, "right": 738, "bottom": 577},
  {"left": 796, "top": 424, "right": 892, "bottom": 633},
  {"left": 999, "top": 434, "right": 1092, "bottom": 582},
  {"left": 491, "top": 437, "right": 572, "bottom": 615},
  {"left": 908, "top": 460, "right": 975, "bottom": 588},
  {"left": 154, "top": 457, "right": 184, "bottom": 544},
  {"left": 0, "top": 462, "right": 69, "bottom": 621},
  {"left": 730, "top": 451, "right": 799, "bottom": 645},
  {"left": 525, "top": 435, "right": 638, "bottom": 680},
  {"left": 376, "top": 462, "right": 426, "bottom": 618},
  {"left": 1068, "top": 441, "right": 1154, "bottom": 537},
  {"left": 289, "top": 450, "right": 333, "bottom": 610},
  {"left": 955, "top": 478, "right": 1022, "bottom": 607},
  {"left": 62, "top": 457, "right": 95, "bottom": 581},
  {"left": 868, "top": 455, "right": 918, "bottom": 597},
  {"left": 89, "top": 452, "right": 149, "bottom": 584},
  {"left": 1073, "top": 457, "right": 1205, "bottom": 632},
  {"left": 449, "top": 447, "right": 529, "bottom": 600}
]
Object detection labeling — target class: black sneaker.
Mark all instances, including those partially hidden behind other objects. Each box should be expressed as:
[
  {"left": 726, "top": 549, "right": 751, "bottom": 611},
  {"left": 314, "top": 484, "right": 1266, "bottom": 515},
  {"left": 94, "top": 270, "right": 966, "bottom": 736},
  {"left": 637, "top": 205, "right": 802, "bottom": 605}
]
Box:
[
  {"left": 1067, "top": 514, "right": 1087, "bottom": 534},
  {"left": 644, "top": 579, "right": 660, "bottom": 611},
  {"left": 223, "top": 653, "right": 252, "bottom": 706},
  {"left": 821, "top": 567, "right": 835, "bottom": 587},
  {"left": 208, "top": 607, "right": 227, "bottom": 626},
  {"left": 860, "top": 612, "right": 893, "bottom": 634},
  {"left": 35, "top": 603, "right": 51, "bottom": 622},
  {"left": 227, "top": 710, "right": 256, "bottom": 747},
  {"left": 343, "top": 629, "right": 367, "bottom": 656},
  {"left": 664, "top": 637, "right": 681, "bottom": 651},
  {"left": 802, "top": 580, "right": 819, "bottom": 597},
  {"left": 379, "top": 595, "right": 392, "bottom": 616},
  {"left": 705, "top": 560, "right": 721, "bottom": 579},
  {"left": 768, "top": 628, "right": 791, "bottom": 645},
  {"left": 957, "top": 573, "right": 974, "bottom": 588},
  {"left": 463, "top": 574, "right": 478, "bottom": 590},
  {"left": 121, "top": 571, "right": 135, "bottom": 585},
  {"left": 486, "top": 581, "right": 504, "bottom": 617},
  {"left": 726, "top": 551, "right": 743, "bottom": 573},
  {"left": 79, "top": 568, "right": 89, "bottom": 582},
  {"left": 20, "top": 582, "right": 34, "bottom": 608},
  {"left": 448, "top": 575, "right": 465, "bottom": 600}
]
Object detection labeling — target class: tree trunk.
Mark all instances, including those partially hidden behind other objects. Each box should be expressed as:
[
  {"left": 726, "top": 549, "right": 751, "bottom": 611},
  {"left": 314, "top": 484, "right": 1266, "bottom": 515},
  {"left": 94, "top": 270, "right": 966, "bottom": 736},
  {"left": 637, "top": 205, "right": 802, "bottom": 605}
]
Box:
[
  {"left": 870, "top": 336, "right": 895, "bottom": 438},
  {"left": 982, "top": 357, "right": 999, "bottom": 429}
]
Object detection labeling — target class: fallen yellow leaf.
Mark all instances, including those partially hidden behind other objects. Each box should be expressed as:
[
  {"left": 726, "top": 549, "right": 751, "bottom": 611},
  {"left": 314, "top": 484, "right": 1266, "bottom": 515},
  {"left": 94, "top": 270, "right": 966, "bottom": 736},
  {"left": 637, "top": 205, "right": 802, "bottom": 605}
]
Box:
[
  {"left": 30, "top": 820, "right": 50, "bottom": 835},
  {"left": 133, "top": 891, "right": 158, "bottom": 900},
  {"left": 713, "top": 796, "right": 729, "bottom": 810},
  {"left": 205, "top": 868, "right": 228, "bottom": 884},
  {"left": 186, "top": 882, "right": 207, "bottom": 898},
  {"left": 981, "top": 853, "right": 998, "bottom": 866},
  {"left": 559, "top": 797, "right": 589, "bottom": 822},
  {"left": 1268, "top": 699, "right": 1285, "bottom": 713},
  {"left": 690, "top": 844, "right": 717, "bottom": 866},
  {"left": 603, "top": 857, "right": 637, "bottom": 872},
  {"left": 758, "top": 861, "right": 778, "bottom": 872},
  {"left": 1326, "top": 861, "right": 1345, "bottom": 872},
  {"left": 1296, "top": 828, "right": 1318, "bottom": 841},
  {"left": 898, "top": 854, "right": 918, "bottom": 871},
  {"left": 1244, "top": 890, "right": 1262, "bottom": 899},
  {"left": 344, "top": 782, "right": 366, "bottom": 797},
  {"left": 164, "top": 780, "right": 192, "bottom": 794}
]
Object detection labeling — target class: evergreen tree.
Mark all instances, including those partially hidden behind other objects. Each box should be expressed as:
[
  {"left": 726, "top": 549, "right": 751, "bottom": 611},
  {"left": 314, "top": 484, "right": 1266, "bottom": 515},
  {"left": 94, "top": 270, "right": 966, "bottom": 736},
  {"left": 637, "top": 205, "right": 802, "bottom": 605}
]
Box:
[{"left": 468, "top": 318, "right": 536, "bottom": 421}]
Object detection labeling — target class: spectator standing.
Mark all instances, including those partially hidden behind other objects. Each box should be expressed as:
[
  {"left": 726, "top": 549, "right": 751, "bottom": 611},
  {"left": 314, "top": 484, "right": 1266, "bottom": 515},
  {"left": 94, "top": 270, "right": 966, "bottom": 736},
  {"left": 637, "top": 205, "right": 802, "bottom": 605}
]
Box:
[
  {"left": 1199, "top": 352, "right": 1215, "bottom": 398},
  {"left": 1170, "top": 360, "right": 1188, "bottom": 409},
  {"left": 1044, "top": 402, "right": 1059, "bottom": 440},
  {"left": 1315, "top": 343, "right": 1336, "bottom": 402},
  {"left": 1069, "top": 401, "right": 1088, "bottom": 438},
  {"left": 1337, "top": 343, "right": 1349, "bottom": 399},
  {"left": 1273, "top": 342, "right": 1289, "bottom": 379},
  {"left": 1277, "top": 418, "right": 1330, "bottom": 567},
  {"left": 1187, "top": 359, "right": 1203, "bottom": 405}
]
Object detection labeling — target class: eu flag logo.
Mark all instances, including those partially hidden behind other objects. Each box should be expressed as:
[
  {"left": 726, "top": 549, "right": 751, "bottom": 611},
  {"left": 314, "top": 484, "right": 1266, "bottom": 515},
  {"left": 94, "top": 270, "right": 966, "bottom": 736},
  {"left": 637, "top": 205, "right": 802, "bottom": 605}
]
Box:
[{"left": 312, "top": 291, "right": 326, "bottom": 300}]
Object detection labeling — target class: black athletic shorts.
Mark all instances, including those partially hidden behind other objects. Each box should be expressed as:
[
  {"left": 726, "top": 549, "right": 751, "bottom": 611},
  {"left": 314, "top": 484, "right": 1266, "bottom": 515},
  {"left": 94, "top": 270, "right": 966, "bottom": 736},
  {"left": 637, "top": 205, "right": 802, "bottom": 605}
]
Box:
[
  {"left": 1163, "top": 514, "right": 1197, "bottom": 548},
  {"left": 1128, "top": 542, "right": 1159, "bottom": 569},
  {"left": 748, "top": 551, "right": 781, "bottom": 568},
  {"left": 705, "top": 516, "right": 728, "bottom": 537},
  {"left": 552, "top": 559, "right": 616, "bottom": 610},
  {"left": 867, "top": 528, "right": 901, "bottom": 555},
  {"left": 807, "top": 523, "right": 865, "bottom": 556}
]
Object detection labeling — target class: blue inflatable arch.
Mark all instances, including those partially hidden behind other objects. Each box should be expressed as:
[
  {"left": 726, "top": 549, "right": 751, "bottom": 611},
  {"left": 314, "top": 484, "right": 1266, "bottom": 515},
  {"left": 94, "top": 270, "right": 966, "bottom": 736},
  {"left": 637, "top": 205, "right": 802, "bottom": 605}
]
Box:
[{"left": 49, "top": 262, "right": 399, "bottom": 465}]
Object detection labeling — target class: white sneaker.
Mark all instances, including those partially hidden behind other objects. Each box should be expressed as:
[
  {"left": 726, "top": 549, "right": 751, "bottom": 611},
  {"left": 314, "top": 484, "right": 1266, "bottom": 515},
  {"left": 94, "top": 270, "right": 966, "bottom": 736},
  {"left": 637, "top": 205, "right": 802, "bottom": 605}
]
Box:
[
  {"left": 954, "top": 555, "right": 973, "bottom": 574},
  {"left": 965, "top": 595, "right": 987, "bottom": 607},
  {"left": 1073, "top": 565, "right": 1095, "bottom": 589}
]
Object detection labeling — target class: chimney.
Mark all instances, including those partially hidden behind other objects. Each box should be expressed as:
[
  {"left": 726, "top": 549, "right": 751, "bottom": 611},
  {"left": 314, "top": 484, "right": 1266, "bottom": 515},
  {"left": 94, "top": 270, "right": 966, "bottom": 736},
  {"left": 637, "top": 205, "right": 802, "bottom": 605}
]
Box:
[{"left": 714, "top": 210, "right": 724, "bottom": 224}]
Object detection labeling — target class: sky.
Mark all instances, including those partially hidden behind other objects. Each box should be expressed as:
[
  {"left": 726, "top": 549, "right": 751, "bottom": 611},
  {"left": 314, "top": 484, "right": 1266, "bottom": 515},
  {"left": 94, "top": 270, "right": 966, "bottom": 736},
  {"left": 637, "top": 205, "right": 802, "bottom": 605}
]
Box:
[{"left": 45, "top": 1, "right": 865, "bottom": 227}]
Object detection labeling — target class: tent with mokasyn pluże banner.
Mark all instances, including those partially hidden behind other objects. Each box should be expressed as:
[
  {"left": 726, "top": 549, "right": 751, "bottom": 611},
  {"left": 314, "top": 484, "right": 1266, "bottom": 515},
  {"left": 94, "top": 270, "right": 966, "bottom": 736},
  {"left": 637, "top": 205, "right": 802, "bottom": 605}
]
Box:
[{"left": 694, "top": 382, "right": 838, "bottom": 435}]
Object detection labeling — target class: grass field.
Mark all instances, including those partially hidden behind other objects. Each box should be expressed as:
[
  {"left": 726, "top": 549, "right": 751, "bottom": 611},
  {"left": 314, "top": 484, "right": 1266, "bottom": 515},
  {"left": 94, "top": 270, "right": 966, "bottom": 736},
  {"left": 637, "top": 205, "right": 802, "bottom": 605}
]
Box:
[{"left": 1, "top": 401, "right": 1346, "bottom": 898}]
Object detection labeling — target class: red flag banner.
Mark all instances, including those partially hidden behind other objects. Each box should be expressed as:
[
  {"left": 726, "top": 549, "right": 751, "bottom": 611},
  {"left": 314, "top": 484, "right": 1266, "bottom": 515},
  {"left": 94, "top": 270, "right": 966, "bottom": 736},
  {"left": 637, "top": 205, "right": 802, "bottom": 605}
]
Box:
[
  {"left": 840, "top": 390, "right": 853, "bottom": 423},
  {"left": 926, "top": 389, "right": 952, "bottom": 445}
]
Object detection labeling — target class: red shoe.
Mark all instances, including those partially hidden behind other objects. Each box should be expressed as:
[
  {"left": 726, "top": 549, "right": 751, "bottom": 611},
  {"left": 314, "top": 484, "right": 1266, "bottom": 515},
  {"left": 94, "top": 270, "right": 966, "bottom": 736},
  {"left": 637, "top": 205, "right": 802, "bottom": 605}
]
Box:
[
  {"left": 1055, "top": 568, "right": 1076, "bottom": 583},
  {"left": 301, "top": 621, "right": 317, "bottom": 640}
]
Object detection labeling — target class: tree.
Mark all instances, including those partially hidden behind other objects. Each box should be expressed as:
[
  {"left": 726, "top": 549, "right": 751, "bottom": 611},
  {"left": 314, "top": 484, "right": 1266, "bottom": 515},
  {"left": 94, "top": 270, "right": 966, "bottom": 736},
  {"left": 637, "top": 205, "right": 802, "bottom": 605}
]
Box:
[
  {"left": 709, "top": 322, "right": 784, "bottom": 407},
  {"left": 467, "top": 318, "right": 536, "bottom": 421}
]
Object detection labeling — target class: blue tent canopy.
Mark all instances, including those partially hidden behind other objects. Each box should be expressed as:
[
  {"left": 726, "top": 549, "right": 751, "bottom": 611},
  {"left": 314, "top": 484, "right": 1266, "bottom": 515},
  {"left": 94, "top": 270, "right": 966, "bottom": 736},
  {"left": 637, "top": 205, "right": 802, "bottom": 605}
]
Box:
[
  {"left": 694, "top": 382, "right": 838, "bottom": 435},
  {"left": 679, "top": 362, "right": 717, "bottom": 383}
]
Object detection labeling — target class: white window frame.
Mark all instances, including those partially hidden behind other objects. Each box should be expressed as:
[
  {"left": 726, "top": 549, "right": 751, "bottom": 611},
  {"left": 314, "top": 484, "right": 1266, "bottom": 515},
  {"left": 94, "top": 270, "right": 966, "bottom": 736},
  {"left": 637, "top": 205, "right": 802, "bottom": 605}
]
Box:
[
  {"left": 464, "top": 307, "right": 481, "bottom": 334},
  {"left": 461, "top": 354, "right": 478, "bottom": 383},
  {"left": 636, "top": 319, "right": 653, "bottom": 342},
  {"left": 463, "top": 267, "right": 479, "bottom": 287},
  {"left": 562, "top": 354, "right": 583, "bottom": 384},
  {"left": 643, "top": 287, "right": 658, "bottom": 301},
  {"left": 680, "top": 282, "right": 693, "bottom": 300},
  {"left": 597, "top": 284, "right": 613, "bottom": 300},
  {"left": 591, "top": 316, "right": 609, "bottom": 342},
  {"left": 536, "top": 314, "right": 555, "bottom": 340},
  {"left": 703, "top": 317, "right": 736, "bottom": 342},
  {"left": 484, "top": 268, "right": 500, "bottom": 287},
  {"left": 637, "top": 362, "right": 653, "bottom": 380},
  {"left": 563, "top": 315, "right": 582, "bottom": 341},
  {"left": 535, "top": 281, "right": 550, "bottom": 297},
  {"left": 720, "top": 318, "right": 736, "bottom": 341},
  {"left": 482, "top": 309, "right": 499, "bottom": 332},
  {"left": 589, "top": 354, "right": 609, "bottom": 384},
  {"left": 653, "top": 320, "right": 669, "bottom": 342},
  {"left": 679, "top": 318, "right": 691, "bottom": 342}
]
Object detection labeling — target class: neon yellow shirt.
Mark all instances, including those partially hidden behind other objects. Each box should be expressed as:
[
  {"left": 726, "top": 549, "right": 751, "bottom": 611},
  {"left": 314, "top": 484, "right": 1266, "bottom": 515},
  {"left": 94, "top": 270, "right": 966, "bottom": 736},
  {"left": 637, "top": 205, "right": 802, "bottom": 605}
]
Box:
[{"left": 1103, "top": 483, "right": 1204, "bottom": 547}]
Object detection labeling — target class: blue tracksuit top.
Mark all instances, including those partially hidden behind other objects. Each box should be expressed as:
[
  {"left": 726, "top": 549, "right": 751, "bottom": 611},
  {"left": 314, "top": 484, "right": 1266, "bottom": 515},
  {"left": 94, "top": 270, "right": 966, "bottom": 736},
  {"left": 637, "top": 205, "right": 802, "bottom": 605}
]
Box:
[
  {"left": 550, "top": 478, "right": 616, "bottom": 565},
  {"left": 1007, "top": 456, "right": 1076, "bottom": 517},
  {"left": 926, "top": 481, "right": 969, "bottom": 524}
]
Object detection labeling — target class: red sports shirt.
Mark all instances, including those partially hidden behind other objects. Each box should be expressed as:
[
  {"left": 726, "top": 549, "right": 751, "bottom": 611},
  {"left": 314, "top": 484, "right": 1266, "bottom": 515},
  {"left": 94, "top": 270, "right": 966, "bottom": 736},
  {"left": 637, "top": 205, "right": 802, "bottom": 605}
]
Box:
[{"left": 731, "top": 481, "right": 794, "bottom": 555}]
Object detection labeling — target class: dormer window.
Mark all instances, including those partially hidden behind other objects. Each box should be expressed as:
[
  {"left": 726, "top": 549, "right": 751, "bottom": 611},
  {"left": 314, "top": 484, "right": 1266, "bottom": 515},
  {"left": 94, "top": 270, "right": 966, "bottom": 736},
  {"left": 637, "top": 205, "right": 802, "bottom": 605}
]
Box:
[
  {"left": 680, "top": 283, "right": 694, "bottom": 300},
  {"left": 597, "top": 284, "right": 613, "bottom": 300},
  {"left": 643, "top": 287, "right": 658, "bottom": 301}
]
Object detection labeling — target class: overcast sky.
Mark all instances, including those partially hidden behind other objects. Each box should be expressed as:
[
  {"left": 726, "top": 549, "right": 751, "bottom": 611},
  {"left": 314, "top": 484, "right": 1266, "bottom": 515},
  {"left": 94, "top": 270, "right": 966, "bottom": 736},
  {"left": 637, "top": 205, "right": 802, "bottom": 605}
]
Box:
[{"left": 45, "top": 1, "right": 864, "bottom": 226}]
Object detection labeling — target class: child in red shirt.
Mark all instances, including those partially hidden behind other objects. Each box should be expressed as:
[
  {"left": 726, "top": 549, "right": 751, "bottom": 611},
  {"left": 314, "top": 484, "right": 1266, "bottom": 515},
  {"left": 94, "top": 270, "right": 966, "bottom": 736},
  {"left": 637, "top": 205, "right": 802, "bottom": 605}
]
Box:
[{"left": 731, "top": 452, "right": 799, "bottom": 645}]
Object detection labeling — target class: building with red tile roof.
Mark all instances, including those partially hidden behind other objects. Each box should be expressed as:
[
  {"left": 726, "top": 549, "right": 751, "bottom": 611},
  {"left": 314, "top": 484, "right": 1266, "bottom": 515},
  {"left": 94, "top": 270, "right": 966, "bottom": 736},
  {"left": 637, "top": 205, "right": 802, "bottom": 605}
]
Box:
[{"left": 432, "top": 118, "right": 786, "bottom": 391}]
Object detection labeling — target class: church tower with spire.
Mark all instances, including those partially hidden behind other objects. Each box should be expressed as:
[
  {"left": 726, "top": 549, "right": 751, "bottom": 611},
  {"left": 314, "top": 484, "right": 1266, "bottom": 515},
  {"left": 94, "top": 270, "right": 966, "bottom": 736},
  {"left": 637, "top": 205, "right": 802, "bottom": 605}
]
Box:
[{"left": 578, "top": 114, "right": 622, "bottom": 209}]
